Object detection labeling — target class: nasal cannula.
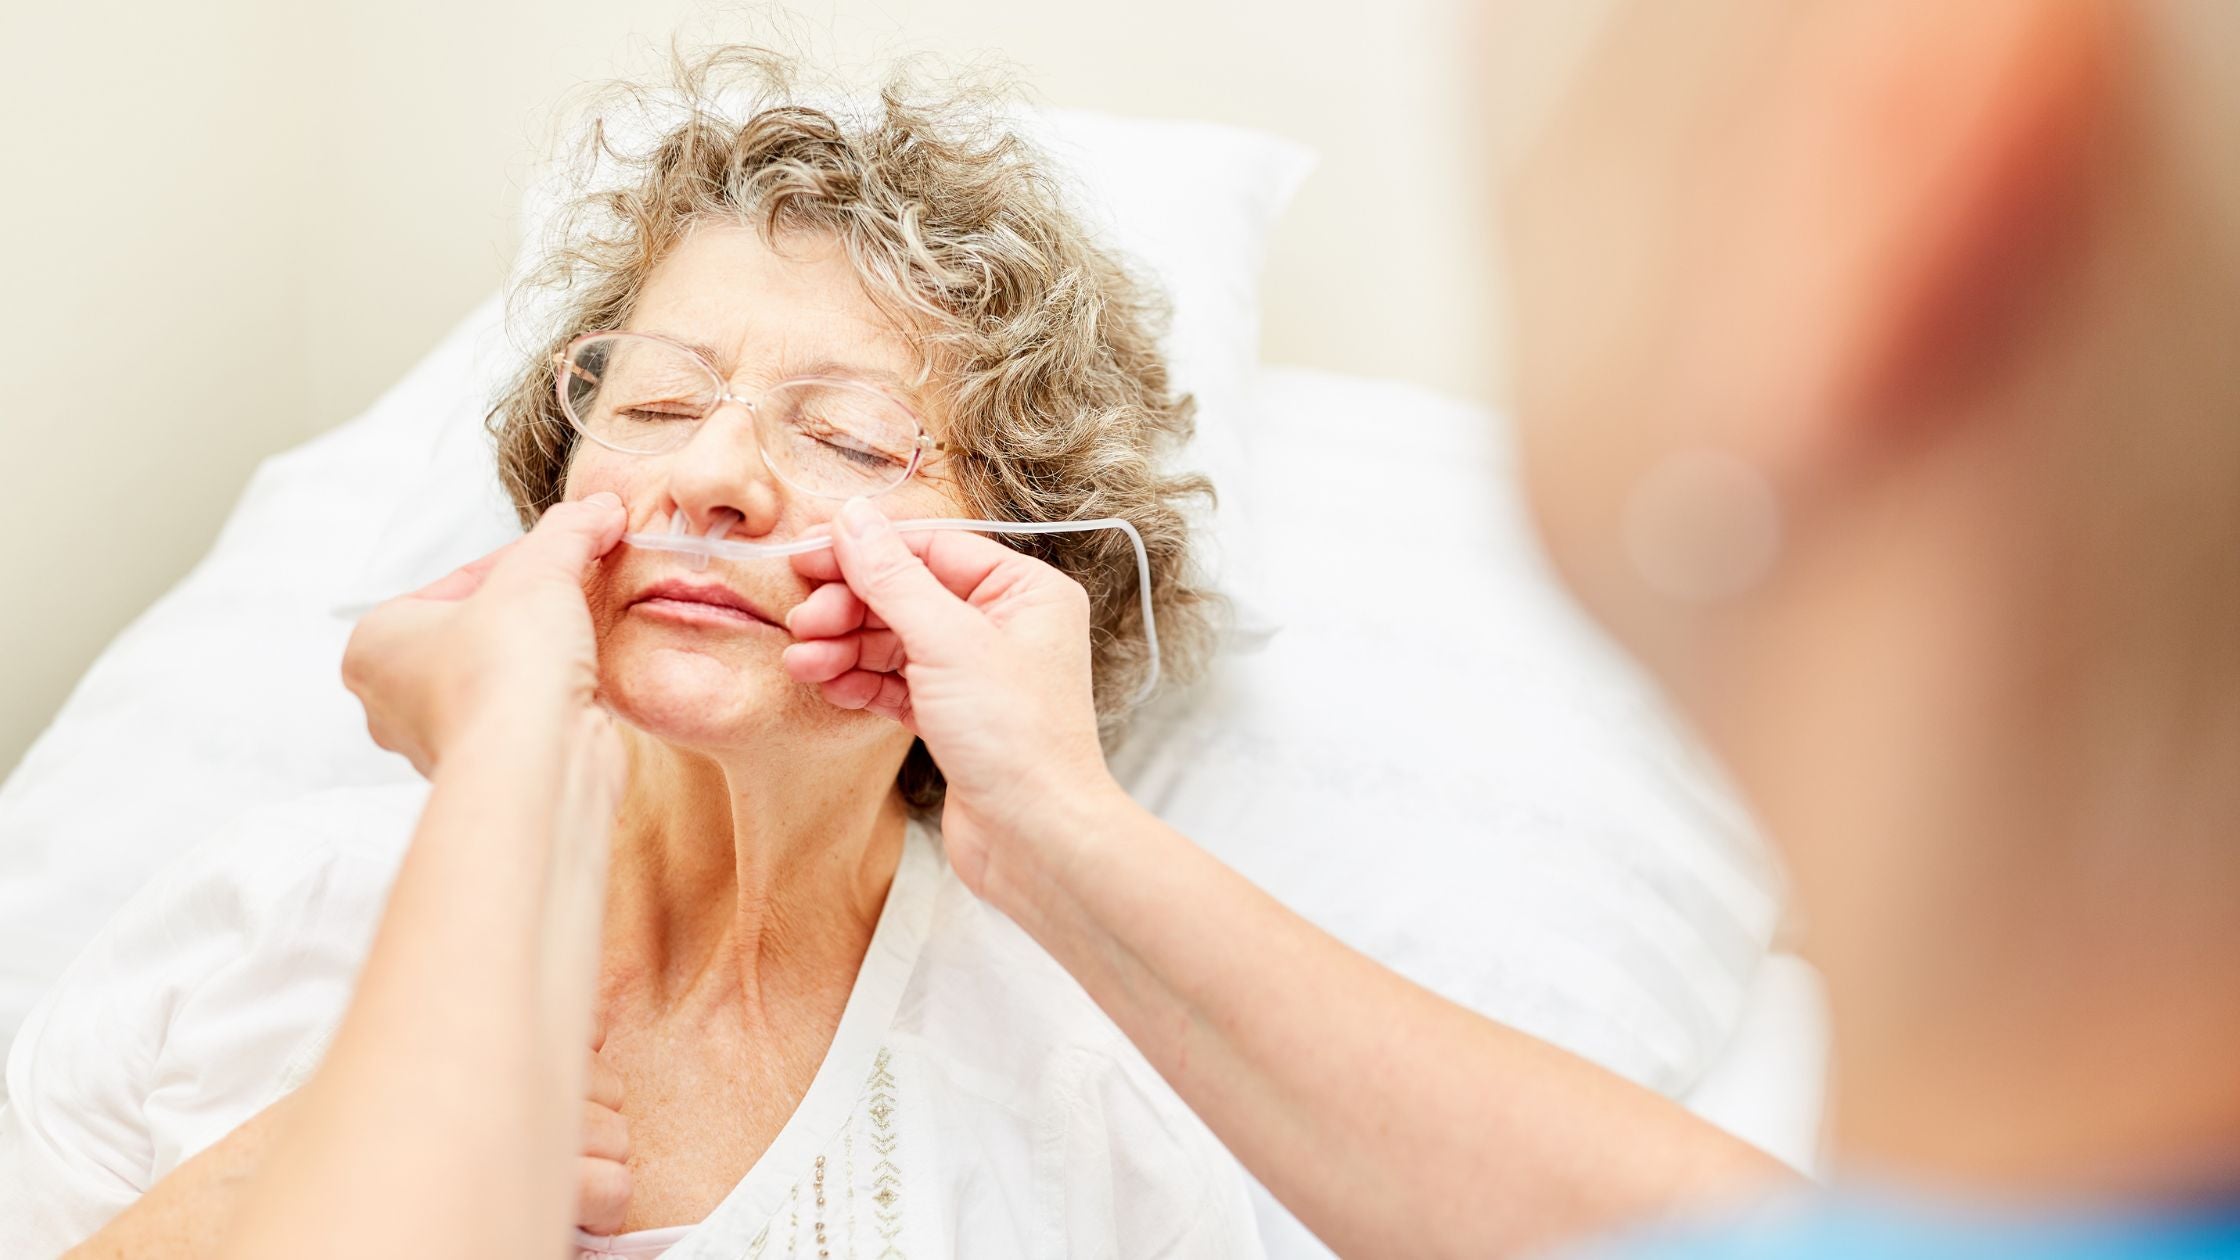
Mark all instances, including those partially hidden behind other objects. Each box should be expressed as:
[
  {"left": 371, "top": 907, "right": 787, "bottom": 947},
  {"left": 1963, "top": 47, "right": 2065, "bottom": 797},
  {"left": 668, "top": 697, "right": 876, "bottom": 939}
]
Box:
[{"left": 622, "top": 512, "right": 1163, "bottom": 705}]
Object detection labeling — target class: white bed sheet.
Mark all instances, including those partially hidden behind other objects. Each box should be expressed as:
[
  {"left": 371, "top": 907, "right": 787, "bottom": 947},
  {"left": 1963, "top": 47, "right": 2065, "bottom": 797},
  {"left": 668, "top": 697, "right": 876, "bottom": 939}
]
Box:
[{"left": 1684, "top": 952, "right": 1827, "bottom": 1175}]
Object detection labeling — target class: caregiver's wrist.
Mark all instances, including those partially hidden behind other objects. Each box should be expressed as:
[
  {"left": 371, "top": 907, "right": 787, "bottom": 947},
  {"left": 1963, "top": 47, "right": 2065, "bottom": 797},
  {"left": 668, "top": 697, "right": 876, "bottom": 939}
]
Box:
[
  {"left": 976, "top": 771, "right": 1141, "bottom": 932},
  {"left": 430, "top": 692, "right": 585, "bottom": 794}
]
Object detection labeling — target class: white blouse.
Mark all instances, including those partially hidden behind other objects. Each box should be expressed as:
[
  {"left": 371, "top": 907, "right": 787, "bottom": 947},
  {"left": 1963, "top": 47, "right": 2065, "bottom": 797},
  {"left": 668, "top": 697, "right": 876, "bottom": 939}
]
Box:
[{"left": 0, "top": 782, "right": 1262, "bottom": 1259}]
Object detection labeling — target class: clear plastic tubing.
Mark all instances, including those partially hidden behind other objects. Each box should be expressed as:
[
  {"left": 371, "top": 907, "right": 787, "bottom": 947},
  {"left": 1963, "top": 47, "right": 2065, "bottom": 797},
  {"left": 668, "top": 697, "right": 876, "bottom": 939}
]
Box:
[{"left": 623, "top": 514, "right": 1162, "bottom": 705}]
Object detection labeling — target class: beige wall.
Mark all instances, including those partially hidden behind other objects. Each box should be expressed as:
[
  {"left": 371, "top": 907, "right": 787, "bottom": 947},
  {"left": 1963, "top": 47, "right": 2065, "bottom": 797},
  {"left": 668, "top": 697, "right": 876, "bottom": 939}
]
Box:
[
  {"left": 0, "top": 0, "right": 315, "bottom": 775},
  {"left": 0, "top": 0, "right": 1601, "bottom": 775}
]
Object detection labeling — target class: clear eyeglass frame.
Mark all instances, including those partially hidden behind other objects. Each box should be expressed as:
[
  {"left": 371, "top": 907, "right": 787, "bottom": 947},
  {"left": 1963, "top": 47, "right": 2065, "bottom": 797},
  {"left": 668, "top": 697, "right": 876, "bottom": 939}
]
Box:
[{"left": 551, "top": 329, "right": 954, "bottom": 501}]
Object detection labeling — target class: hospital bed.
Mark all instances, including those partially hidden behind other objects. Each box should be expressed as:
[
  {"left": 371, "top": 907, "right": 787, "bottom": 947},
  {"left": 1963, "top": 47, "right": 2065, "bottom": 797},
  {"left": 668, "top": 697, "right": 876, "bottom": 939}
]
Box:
[{"left": 0, "top": 111, "right": 1827, "bottom": 1254}]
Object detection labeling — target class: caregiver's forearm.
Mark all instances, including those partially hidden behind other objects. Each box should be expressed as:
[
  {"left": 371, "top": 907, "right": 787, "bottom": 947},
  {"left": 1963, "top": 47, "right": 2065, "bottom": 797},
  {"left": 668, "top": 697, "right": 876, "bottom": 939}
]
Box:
[
  {"left": 995, "top": 785, "right": 1795, "bottom": 1260},
  {"left": 219, "top": 704, "right": 613, "bottom": 1260}
]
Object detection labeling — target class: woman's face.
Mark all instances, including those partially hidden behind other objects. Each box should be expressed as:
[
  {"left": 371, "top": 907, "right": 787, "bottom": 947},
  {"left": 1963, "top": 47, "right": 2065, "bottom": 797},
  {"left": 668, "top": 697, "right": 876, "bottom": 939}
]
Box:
[{"left": 562, "top": 221, "right": 962, "bottom": 756}]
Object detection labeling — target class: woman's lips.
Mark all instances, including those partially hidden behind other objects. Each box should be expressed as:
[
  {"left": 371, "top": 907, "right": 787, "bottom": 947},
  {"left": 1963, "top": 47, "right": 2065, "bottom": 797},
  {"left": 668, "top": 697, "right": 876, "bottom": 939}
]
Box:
[{"left": 626, "top": 577, "right": 782, "bottom": 632}]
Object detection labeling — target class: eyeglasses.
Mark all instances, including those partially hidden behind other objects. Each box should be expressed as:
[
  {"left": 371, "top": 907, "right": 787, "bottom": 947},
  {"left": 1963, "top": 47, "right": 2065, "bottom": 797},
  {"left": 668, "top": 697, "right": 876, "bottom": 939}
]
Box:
[{"left": 553, "top": 331, "right": 952, "bottom": 500}]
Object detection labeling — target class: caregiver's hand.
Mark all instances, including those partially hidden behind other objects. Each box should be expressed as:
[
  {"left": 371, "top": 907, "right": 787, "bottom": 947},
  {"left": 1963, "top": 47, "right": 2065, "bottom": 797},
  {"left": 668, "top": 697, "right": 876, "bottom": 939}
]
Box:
[
  {"left": 782, "top": 498, "right": 1119, "bottom": 893},
  {"left": 577, "top": 1018, "right": 633, "bottom": 1235},
  {"left": 343, "top": 492, "right": 627, "bottom": 777}
]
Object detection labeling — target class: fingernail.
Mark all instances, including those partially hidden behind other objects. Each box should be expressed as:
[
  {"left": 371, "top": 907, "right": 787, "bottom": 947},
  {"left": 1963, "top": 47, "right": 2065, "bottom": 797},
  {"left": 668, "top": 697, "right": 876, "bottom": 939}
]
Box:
[
  {"left": 586, "top": 491, "right": 623, "bottom": 510},
  {"left": 838, "top": 497, "right": 884, "bottom": 539}
]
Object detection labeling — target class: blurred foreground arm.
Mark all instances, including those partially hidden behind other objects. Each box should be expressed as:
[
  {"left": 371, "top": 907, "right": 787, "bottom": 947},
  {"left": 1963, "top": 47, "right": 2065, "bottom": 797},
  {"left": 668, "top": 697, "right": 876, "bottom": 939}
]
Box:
[{"left": 215, "top": 495, "right": 630, "bottom": 1260}]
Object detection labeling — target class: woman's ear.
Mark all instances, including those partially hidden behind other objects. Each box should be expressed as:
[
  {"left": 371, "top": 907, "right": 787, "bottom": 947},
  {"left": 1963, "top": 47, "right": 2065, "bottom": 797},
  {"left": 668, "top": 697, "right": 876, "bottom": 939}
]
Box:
[{"left": 1705, "top": 0, "right": 2122, "bottom": 476}]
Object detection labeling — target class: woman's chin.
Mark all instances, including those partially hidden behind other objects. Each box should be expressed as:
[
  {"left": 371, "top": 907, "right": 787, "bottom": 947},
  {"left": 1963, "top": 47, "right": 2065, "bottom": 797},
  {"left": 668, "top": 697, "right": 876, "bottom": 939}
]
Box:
[{"left": 597, "top": 644, "right": 810, "bottom": 748}]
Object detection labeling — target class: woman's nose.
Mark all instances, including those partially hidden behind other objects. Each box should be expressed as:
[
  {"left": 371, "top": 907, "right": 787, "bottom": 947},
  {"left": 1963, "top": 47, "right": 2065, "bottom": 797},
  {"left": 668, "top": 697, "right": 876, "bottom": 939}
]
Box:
[{"left": 662, "top": 404, "right": 785, "bottom": 538}]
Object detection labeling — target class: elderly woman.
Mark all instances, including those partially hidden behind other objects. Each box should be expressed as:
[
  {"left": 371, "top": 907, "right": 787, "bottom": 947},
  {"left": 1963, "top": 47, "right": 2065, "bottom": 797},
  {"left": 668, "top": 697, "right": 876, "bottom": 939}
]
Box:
[{"left": 0, "top": 49, "right": 1258, "bottom": 1260}]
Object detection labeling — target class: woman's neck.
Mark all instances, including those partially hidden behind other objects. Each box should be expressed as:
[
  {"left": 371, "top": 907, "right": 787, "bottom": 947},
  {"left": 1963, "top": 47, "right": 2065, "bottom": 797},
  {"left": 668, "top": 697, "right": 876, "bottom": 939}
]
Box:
[{"left": 596, "top": 725, "right": 910, "bottom": 1023}]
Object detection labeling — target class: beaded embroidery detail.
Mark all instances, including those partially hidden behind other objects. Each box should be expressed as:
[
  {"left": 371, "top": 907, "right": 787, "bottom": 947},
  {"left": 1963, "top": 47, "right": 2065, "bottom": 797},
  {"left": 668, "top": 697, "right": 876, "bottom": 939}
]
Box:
[
  {"left": 868, "top": 1048, "right": 904, "bottom": 1257},
  {"left": 730, "top": 1045, "right": 906, "bottom": 1258}
]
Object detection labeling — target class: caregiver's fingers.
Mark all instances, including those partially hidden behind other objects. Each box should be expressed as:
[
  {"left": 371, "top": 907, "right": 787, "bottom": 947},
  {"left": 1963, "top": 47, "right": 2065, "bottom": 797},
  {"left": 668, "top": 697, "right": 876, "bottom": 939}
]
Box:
[
  {"left": 575, "top": 1155, "right": 633, "bottom": 1236},
  {"left": 586, "top": 1049, "right": 625, "bottom": 1111},
  {"left": 785, "top": 580, "right": 879, "bottom": 640},
  {"left": 782, "top": 630, "right": 905, "bottom": 685},
  {"left": 826, "top": 503, "right": 970, "bottom": 644},
  {"left": 511, "top": 492, "right": 627, "bottom": 580},
  {"left": 791, "top": 515, "right": 1021, "bottom": 604},
  {"left": 850, "top": 628, "right": 906, "bottom": 672},
  {"left": 783, "top": 638, "right": 858, "bottom": 685},
  {"left": 819, "top": 669, "right": 914, "bottom": 727},
  {"left": 825, "top": 501, "right": 1027, "bottom": 641},
  {"left": 580, "top": 1099, "right": 630, "bottom": 1162}
]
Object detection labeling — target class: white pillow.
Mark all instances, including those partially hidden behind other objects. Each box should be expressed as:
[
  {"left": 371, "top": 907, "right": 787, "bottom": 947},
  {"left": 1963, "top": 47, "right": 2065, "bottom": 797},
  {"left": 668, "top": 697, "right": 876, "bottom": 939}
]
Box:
[{"left": 350, "top": 107, "right": 1316, "bottom": 610}]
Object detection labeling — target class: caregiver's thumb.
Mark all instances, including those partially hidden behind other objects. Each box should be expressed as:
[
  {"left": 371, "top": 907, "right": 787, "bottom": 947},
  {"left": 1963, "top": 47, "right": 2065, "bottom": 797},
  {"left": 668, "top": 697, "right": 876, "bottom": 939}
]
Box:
[
  {"left": 488, "top": 492, "right": 628, "bottom": 594},
  {"left": 345, "top": 490, "right": 624, "bottom": 779},
  {"left": 805, "top": 495, "right": 1116, "bottom": 901},
  {"left": 828, "top": 497, "right": 978, "bottom": 643}
]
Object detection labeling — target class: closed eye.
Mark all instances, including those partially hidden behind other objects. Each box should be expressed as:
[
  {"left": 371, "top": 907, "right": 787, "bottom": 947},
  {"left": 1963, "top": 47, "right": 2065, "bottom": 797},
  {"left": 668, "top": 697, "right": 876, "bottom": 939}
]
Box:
[
  {"left": 800, "top": 421, "right": 907, "bottom": 468},
  {"left": 825, "top": 441, "right": 902, "bottom": 469}
]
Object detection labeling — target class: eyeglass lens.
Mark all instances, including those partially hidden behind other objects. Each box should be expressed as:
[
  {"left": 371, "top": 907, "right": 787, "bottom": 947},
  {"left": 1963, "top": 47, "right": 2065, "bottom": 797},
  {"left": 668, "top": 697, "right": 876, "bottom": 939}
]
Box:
[{"left": 561, "top": 334, "right": 922, "bottom": 497}]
